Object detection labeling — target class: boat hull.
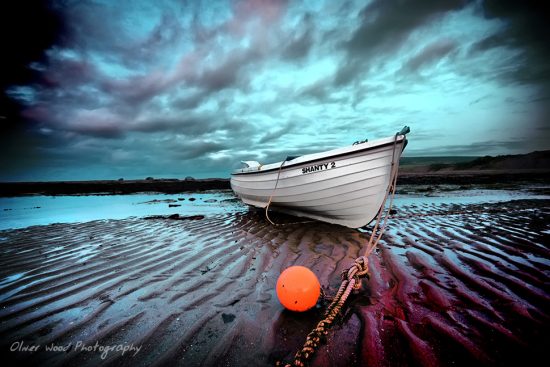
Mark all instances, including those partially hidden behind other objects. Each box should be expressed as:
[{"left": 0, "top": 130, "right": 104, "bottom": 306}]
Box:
[{"left": 230, "top": 135, "right": 407, "bottom": 228}]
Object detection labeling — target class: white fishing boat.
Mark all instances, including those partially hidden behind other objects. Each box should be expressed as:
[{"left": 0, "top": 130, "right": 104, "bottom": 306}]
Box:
[{"left": 230, "top": 127, "right": 410, "bottom": 228}]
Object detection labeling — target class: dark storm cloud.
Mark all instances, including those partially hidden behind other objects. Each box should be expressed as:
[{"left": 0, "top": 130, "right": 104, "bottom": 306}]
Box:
[
  {"left": 68, "top": 122, "right": 124, "bottom": 139},
  {"left": 343, "top": 0, "right": 467, "bottom": 56},
  {"left": 333, "top": 59, "right": 363, "bottom": 87},
  {"left": 173, "top": 141, "right": 229, "bottom": 160},
  {"left": 5, "top": 4, "right": 286, "bottom": 144},
  {"left": 38, "top": 55, "right": 98, "bottom": 89},
  {"left": 258, "top": 122, "right": 295, "bottom": 144},
  {"left": 99, "top": 72, "right": 171, "bottom": 105},
  {"left": 67, "top": 111, "right": 249, "bottom": 140},
  {"left": 402, "top": 39, "right": 457, "bottom": 73},
  {"left": 471, "top": 1, "right": 550, "bottom": 146},
  {"left": 171, "top": 91, "right": 210, "bottom": 110},
  {"left": 469, "top": 94, "right": 492, "bottom": 106},
  {"left": 6, "top": 0, "right": 291, "bottom": 139},
  {"left": 175, "top": 0, "right": 291, "bottom": 93},
  {"left": 333, "top": 0, "right": 469, "bottom": 86},
  {"left": 298, "top": 79, "right": 330, "bottom": 100},
  {"left": 195, "top": 47, "right": 264, "bottom": 92},
  {"left": 281, "top": 13, "right": 314, "bottom": 60},
  {"left": 469, "top": 33, "right": 507, "bottom": 54},
  {"left": 298, "top": 78, "right": 349, "bottom": 104},
  {"left": 471, "top": 1, "right": 550, "bottom": 86},
  {"left": 3, "top": 0, "right": 549, "bottom": 181},
  {"left": 61, "top": 2, "right": 184, "bottom": 71},
  {"left": 0, "top": 1, "right": 65, "bottom": 131},
  {"left": 134, "top": 115, "right": 217, "bottom": 136}
]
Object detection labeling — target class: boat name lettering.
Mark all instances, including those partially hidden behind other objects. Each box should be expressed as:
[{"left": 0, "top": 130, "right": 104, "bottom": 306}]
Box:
[{"left": 301, "top": 162, "right": 336, "bottom": 174}]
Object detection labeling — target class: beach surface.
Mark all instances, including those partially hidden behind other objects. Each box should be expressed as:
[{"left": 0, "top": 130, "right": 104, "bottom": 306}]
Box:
[{"left": 1, "top": 187, "right": 549, "bottom": 366}]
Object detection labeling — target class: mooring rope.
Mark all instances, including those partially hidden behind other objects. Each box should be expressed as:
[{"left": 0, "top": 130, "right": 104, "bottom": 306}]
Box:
[
  {"left": 265, "top": 160, "right": 313, "bottom": 227},
  {"left": 281, "top": 133, "right": 402, "bottom": 367},
  {"left": 362, "top": 133, "right": 401, "bottom": 258},
  {"left": 265, "top": 160, "right": 286, "bottom": 226}
]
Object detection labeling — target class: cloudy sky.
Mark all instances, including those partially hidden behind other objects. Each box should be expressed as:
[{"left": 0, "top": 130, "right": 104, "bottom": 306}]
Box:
[{"left": 1, "top": 0, "right": 549, "bottom": 181}]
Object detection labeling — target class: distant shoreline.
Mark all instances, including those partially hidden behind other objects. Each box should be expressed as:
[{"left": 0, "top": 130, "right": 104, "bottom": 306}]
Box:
[
  {"left": 2, "top": 150, "right": 549, "bottom": 196},
  {"left": 0, "top": 178, "right": 230, "bottom": 197},
  {"left": 1, "top": 169, "right": 549, "bottom": 197},
  {"left": 397, "top": 169, "right": 550, "bottom": 185}
]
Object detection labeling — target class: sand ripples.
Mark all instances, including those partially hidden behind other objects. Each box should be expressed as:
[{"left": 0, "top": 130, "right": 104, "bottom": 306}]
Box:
[{"left": 0, "top": 199, "right": 549, "bottom": 366}]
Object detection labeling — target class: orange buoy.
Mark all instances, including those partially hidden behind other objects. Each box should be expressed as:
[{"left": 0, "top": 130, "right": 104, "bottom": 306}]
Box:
[{"left": 276, "top": 266, "right": 320, "bottom": 312}]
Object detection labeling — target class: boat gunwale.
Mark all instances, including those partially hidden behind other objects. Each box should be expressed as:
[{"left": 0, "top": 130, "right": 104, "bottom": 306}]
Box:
[
  {"left": 231, "top": 148, "right": 396, "bottom": 184},
  {"left": 231, "top": 136, "right": 406, "bottom": 176}
]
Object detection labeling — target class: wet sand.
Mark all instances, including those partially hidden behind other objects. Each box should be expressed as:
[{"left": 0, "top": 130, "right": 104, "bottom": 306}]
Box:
[{"left": 0, "top": 196, "right": 549, "bottom": 366}]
